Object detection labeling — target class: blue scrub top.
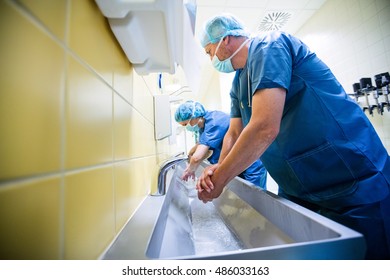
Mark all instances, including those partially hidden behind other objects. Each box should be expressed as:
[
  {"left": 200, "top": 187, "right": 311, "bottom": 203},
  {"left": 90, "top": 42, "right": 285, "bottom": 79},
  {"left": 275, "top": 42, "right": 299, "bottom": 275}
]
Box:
[
  {"left": 199, "top": 111, "right": 267, "bottom": 188},
  {"left": 198, "top": 111, "right": 228, "bottom": 164},
  {"left": 230, "top": 31, "right": 390, "bottom": 207}
]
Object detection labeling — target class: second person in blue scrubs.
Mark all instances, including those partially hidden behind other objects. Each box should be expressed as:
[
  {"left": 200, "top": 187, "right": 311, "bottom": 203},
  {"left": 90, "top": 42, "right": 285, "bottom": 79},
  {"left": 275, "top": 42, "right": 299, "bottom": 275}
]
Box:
[{"left": 174, "top": 100, "right": 267, "bottom": 189}]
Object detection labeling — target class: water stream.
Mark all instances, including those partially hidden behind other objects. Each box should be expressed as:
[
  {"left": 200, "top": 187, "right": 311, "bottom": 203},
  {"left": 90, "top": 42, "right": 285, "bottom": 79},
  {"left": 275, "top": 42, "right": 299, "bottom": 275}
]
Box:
[{"left": 174, "top": 169, "right": 293, "bottom": 256}]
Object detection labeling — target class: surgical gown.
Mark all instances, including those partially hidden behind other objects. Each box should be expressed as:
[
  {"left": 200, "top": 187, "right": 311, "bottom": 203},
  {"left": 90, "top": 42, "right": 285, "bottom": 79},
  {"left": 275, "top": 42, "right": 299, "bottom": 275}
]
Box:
[
  {"left": 230, "top": 31, "right": 390, "bottom": 259},
  {"left": 199, "top": 111, "right": 267, "bottom": 189}
]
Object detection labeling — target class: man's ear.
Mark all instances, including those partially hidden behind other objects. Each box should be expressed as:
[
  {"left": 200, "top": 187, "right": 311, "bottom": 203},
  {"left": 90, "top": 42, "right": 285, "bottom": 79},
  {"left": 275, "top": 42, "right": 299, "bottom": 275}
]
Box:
[{"left": 223, "top": 36, "right": 230, "bottom": 45}]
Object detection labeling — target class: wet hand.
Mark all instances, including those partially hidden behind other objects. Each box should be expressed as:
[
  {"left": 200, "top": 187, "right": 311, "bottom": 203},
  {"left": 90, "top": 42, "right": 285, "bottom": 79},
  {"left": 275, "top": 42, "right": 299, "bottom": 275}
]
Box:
[
  {"left": 181, "top": 171, "right": 195, "bottom": 181},
  {"left": 197, "top": 180, "right": 224, "bottom": 203},
  {"left": 198, "top": 188, "right": 214, "bottom": 203},
  {"left": 196, "top": 164, "right": 218, "bottom": 193}
]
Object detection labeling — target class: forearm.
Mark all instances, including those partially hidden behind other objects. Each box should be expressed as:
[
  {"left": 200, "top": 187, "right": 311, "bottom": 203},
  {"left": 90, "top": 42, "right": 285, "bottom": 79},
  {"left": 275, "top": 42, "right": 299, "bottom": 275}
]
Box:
[
  {"left": 212, "top": 88, "right": 285, "bottom": 191},
  {"left": 197, "top": 88, "right": 285, "bottom": 202},
  {"left": 218, "top": 118, "right": 242, "bottom": 163},
  {"left": 197, "top": 123, "right": 276, "bottom": 201},
  {"left": 218, "top": 132, "right": 237, "bottom": 164},
  {"left": 213, "top": 123, "right": 276, "bottom": 187},
  {"left": 187, "top": 155, "right": 202, "bottom": 172},
  {"left": 188, "top": 144, "right": 210, "bottom": 171}
]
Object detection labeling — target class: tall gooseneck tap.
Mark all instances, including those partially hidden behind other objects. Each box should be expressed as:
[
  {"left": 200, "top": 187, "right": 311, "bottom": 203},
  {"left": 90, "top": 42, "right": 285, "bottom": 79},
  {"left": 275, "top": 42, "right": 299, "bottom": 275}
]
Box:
[{"left": 153, "top": 154, "right": 188, "bottom": 196}]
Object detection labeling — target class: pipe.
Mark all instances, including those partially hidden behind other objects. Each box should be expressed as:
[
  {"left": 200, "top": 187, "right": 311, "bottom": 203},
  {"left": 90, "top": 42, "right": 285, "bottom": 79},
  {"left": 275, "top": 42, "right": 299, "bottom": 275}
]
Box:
[{"left": 152, "top": 155, "right": 188, "bottom": 196}]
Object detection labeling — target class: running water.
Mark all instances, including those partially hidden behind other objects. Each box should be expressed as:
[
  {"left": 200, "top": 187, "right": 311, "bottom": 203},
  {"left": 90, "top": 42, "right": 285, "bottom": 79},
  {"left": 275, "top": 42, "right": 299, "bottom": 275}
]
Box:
[
  {"left": 175, "top": 174, "right": 243, "bottom": 254},
  {"left": 190, "top": 198, "right": 244, "bottom": 254},
  {"left": 175, "top": 168, "right": 293, "bottom": 256}
]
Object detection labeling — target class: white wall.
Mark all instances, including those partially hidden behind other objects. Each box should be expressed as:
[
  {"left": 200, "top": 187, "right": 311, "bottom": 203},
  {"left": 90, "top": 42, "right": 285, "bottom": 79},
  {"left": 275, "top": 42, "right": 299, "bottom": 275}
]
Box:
[{"left": 296, "top": 0, "right": 390, "bottom": 150}]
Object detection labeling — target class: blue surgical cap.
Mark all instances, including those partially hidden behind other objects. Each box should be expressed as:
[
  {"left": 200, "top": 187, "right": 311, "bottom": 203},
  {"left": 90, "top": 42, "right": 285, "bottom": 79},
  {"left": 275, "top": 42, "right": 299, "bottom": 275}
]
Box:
[
  {"left": 175, "top": 101, "right": 206, "bottom": 122},
  {"left": 199, "top": 13, "right": 250, "bottom": 48}
]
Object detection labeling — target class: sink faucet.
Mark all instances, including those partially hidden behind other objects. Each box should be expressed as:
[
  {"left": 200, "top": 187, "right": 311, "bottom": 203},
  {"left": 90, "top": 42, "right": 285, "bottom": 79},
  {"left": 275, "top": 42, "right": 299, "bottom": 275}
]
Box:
[{"left": 152, "top": 154, "right": 188, "bottom": 196}]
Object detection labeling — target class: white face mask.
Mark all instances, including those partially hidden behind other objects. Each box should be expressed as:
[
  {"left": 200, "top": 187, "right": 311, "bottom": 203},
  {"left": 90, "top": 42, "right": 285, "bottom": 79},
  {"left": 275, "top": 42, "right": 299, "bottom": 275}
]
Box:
[{"left": 212, "top": 37, "right": 250, "bottom": 73}]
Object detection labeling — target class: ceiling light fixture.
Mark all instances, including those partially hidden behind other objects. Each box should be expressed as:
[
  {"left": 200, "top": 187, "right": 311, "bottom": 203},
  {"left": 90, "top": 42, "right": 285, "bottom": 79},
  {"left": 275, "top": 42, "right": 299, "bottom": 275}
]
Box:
[{"left": 257, "top": 11, "right": 292, "bottom": 31}]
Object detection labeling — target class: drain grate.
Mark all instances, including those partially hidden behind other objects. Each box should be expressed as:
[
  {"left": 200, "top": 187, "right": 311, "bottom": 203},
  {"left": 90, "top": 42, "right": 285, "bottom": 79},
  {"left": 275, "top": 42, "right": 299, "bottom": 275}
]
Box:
[{"left": 257, "top": 11, "right": 292, "bottom": 31}]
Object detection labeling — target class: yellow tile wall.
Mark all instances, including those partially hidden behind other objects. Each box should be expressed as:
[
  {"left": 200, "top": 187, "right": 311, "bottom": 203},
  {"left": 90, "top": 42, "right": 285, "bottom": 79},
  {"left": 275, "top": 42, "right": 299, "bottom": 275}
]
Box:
[
  {"left": 64, "top": 167, "right": 114, "bottom": 259},
  {"left": 0, "top": 177, "right": 61, "bottom": 259},
  {"left": 0, "top": 0, "right": 176, "bottom": 259},
  {"left": 0, "top": 0, "right": 63, "bottom": 180}
]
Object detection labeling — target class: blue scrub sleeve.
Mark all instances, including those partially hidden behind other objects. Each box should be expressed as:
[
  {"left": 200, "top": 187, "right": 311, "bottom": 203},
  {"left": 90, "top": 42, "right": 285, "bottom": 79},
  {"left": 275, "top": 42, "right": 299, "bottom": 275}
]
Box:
[
  {"left": 198, "top": 111, "right": 229, "bottom": 149},
  {"left": 249, "top": 38, "right": 292, "bottom": 93},
  {"left": 200, "top": 124, "right": 225, "bottom": 149}
]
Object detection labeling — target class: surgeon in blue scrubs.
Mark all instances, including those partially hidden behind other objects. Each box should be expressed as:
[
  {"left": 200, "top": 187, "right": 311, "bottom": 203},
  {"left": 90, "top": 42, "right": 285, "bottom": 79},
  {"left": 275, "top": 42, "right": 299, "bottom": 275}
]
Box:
[
  {"left": 174, "top": 100, "right": 267, "bottom": 189},
  {"left": 196, "top": 13, "right": 390, "bottom": 259}
]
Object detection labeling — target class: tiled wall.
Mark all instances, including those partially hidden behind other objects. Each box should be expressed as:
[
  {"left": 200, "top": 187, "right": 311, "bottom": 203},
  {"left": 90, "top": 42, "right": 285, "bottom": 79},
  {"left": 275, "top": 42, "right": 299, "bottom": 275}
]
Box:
[
  {"left": 296, "top": 0, "right": 390, "bottom": 150},
  {"left": 0, "top": 0, "right": 179, "bottom": 259}
]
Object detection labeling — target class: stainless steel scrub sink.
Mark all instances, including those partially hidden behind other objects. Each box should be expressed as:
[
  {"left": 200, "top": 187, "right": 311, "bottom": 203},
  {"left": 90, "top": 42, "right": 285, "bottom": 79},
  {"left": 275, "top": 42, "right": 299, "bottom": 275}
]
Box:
[
  {"left": 145, "top": 161, "right": 366, "bottom": 260},
  {"left": 101, "top": 159, "right": 365, "bottom": 260}
]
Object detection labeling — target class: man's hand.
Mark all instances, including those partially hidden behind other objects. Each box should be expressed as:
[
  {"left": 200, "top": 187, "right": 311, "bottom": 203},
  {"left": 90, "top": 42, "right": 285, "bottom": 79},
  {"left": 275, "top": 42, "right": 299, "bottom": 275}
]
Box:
[
  {"left": 196, "top": 164, "right": 218, "bottom": 193},
  {"left": 197, "top": 184, "right": 224, "bottom": 203}
]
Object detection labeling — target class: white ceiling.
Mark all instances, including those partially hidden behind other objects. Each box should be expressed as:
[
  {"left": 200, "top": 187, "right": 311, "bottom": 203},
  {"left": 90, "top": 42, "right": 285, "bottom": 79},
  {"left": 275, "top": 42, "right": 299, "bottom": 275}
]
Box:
[
  {"left": 181, "top": 0, "right": 328, "bottom": 103},
  {"left": 194, "top": 0, "right": 327, "bottom": 38}
]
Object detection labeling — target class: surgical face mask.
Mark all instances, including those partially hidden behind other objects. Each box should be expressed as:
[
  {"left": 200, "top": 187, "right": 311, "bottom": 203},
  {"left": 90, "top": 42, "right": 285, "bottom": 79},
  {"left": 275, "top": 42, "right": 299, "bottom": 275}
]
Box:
[
  {"left": 186, "top": 120, "right": 200, "bottom": 132},
  {"left": 185, "top": 103, "right": 201, "bottom": 132},
  {"left": 211, "top": 37, "right": 250, "bottom": 73}
]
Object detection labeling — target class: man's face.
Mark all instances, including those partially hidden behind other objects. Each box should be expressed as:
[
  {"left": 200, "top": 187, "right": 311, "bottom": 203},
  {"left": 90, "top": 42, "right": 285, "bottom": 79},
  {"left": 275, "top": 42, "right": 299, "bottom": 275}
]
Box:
[{"left": 204, "top": 37, "right": 228, "bottom": 61}]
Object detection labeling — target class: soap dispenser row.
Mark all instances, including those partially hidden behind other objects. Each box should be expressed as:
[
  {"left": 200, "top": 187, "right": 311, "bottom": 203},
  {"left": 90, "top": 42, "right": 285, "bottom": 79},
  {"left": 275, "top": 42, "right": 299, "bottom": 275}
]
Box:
[{"left": 350, "top": 72, "right": 390, "bottom": 116}]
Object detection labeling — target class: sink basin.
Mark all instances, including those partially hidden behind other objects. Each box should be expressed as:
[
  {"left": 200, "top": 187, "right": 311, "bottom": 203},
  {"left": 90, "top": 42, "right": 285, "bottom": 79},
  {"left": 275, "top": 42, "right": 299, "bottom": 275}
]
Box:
[
  {"left": 102, "top": 160, "right": 365, "bottom": 260},
  {"left": 145, "top": 162, "right": 366, "bottom": 260}
]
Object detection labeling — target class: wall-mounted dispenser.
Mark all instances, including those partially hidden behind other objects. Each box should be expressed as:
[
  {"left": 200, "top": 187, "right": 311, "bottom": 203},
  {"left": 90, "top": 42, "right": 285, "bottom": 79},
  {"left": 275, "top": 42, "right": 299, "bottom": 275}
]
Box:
[
  {"left": 95, "top": 0, "right": 202, "bottom": 94},
  {"left": 350, "top": 72, "right": 390, "bottom": 116},
  {"left": 153, "top": 94, "right": 171, "bottom": 140}
]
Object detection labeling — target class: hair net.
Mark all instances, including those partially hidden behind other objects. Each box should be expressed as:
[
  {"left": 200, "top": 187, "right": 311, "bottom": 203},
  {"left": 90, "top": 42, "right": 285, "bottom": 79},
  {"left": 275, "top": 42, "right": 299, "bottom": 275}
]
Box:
[
  {"left": 174, "top": 101, "right": 206, "bottom": 122},
  {"left": 199, "top": 13, "right": 250, "bottom": 48}
]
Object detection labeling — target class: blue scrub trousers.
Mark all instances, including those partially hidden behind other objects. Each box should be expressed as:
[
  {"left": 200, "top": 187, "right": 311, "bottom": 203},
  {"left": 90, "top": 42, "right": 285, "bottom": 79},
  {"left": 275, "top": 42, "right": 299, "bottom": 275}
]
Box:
[
  {"left": 279, "top": 191, "right": 390, "bottom": 259},
  {"left": 319, "top": 194, "right": 390, "bottom": 260}
]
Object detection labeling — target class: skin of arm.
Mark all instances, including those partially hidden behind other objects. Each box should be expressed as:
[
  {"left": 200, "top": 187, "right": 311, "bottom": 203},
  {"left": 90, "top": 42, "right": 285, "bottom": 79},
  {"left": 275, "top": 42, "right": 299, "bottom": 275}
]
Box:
[
  {"left": 182, "top": 144, "right": 210, "bottom": 181},
  {"left": 187, "top": 144, "right": 199, "bottom": 158},
  {"left": 219, "top": 118, "right": 243, "bottom": 163},
  {"left": 197, "top": 87, "right": 286, "bottom": 202},
  {"left": 195, "top": 118, "right": 243, "bottom": 193}
]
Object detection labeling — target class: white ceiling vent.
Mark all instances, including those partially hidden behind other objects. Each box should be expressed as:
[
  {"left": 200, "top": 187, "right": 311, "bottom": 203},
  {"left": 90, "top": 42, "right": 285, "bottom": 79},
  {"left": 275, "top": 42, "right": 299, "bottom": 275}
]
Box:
[{"left": 257, "top": 11, "right": 293, "bottom": 31}]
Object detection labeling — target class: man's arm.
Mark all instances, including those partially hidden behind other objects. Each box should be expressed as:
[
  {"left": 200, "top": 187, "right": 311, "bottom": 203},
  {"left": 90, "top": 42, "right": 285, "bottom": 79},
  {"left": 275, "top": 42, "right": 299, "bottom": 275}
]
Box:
[
  {"left": 218, "top": 118, "right": 243, "bottom": 163},
  {"left": 197, "top": 87, "right": 286, "bottom": 201}
]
